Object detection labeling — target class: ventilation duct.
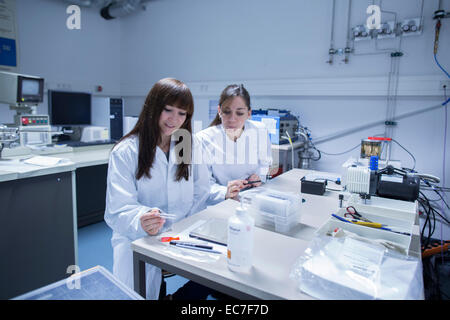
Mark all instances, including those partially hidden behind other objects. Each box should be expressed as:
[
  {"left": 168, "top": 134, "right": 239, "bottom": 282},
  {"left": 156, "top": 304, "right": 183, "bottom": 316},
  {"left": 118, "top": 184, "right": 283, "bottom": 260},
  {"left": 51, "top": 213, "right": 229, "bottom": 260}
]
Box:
[
  {"left": 100, "top": 0, "right": 144, "bottom": 19},
  {"left": 61, "top": 0, "right": 151, "bottom": 19},
  {"left": 100, "top": 0, "right": 150, "bottom": 20},
  {"left": 62, "top": 0, "right": 113, "bottom": 7}
]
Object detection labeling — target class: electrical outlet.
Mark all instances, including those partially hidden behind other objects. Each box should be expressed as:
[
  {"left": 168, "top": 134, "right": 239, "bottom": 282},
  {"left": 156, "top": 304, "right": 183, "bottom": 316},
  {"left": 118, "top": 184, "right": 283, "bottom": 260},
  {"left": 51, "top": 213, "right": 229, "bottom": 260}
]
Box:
[{"left": 440, "top": 80, "right": 450, "bottom": 90}]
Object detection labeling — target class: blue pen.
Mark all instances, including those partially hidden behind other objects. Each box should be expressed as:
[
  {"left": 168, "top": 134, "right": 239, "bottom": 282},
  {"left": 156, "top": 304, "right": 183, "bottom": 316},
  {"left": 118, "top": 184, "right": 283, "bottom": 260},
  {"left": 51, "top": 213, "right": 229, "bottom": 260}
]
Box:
[
  {"left": 172, "top": 243, "right": 222, "bottom": 254},
  {"left": 331, "top": 213, "right": 351, "bottom": 223},
  {"left": 379, "top": 227, "right": 411, "bottom": 236},
  {"left": 331, "top": 214, "right": 411, "bottom": 236}
]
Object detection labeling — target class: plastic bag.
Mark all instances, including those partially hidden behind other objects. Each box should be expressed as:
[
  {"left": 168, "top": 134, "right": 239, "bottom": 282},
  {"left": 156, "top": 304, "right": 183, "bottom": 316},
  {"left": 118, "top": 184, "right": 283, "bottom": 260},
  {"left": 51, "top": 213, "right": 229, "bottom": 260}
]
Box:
[
  {"left": 289, "top": 232, "right": 424, "bottom": 300},
  {"left": 160, "top": 244, "right": 221, "bottom": 264}
]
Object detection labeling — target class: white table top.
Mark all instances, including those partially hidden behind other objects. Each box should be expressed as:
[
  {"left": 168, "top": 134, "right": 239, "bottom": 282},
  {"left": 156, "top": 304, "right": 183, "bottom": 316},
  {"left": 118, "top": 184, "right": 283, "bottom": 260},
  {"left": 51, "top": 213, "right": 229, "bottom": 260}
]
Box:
[
  {"left": 0, "top": 144, "right": 114, "bottom": 182},
  {"left": 131, "top": 169, "right": 342, "bottom": 300}
]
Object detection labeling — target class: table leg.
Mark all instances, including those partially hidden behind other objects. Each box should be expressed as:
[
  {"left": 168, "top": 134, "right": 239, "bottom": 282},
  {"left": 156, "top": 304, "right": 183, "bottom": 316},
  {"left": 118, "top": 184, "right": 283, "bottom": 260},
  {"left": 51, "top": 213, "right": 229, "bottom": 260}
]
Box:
[{"left": 133, "top": 251, "right": 146, "bottom": 299}]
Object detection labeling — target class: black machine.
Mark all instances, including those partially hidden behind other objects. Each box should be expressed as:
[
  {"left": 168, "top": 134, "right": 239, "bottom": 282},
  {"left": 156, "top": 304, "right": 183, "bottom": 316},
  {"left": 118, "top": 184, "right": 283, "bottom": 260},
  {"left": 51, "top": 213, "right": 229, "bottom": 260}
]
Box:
[
  {"left": 374, "top": 166, "right": 420, "bottom": 202},
  {"left": 300, "top": 177, "right": 327, "bottom": 196}
]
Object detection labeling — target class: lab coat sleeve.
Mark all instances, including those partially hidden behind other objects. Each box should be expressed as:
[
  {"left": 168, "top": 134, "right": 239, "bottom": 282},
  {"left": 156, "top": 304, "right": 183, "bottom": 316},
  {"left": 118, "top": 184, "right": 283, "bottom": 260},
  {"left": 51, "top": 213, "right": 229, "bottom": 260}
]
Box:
[
  {"left": 195, "top": 132, "right": 227, "bottom": 206},
  {"left": 258, "top": 128, "right": 273, "bottom": 183},
  {"left": 187, "top": 162, "right": 210, "bottom": 215},
  {"left": 187, "top": 138, "right": 211, "bottom": 215},
  {"left": 104, "top": 145, "right": 151, "bottom": 241},
  {"left": 207, "top": 170, "right": 228, "bottom": 205}
]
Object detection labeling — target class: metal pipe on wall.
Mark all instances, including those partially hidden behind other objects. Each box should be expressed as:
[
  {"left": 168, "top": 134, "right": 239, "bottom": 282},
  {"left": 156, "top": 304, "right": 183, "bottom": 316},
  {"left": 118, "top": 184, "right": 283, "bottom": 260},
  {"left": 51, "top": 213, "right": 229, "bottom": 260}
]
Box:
[
  {"left": 344, "top": 0, "right": 353, "bottom": 63},
  {"left": 314, "top": 102, "right": 445, "bottom": 145},
  {"left": 327, "top": 0, "right": 337, "bottom": 65}
]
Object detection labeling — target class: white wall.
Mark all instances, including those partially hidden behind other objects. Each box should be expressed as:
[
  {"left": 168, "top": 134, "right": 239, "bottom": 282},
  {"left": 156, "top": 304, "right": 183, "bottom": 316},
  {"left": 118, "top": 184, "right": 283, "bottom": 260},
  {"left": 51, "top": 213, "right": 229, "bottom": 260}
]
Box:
[
  {"left": 119, "top": 0, "right": 449, "bottom": 175},
  {"left": 0, "top": 0, "right": 122, "bottom": 122},
  {"left": 118, "top": 0, "right": 450, "bottom": 238},
  {"left": 1, "top": 0, "right": 449, "bottom": 237}
]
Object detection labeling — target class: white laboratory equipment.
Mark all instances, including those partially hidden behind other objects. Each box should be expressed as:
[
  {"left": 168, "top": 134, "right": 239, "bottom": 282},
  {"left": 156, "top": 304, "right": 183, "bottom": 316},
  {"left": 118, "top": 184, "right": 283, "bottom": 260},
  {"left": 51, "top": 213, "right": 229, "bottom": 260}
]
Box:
[{"left": 240, "top": 188, "right": 302, "bottom": 235}]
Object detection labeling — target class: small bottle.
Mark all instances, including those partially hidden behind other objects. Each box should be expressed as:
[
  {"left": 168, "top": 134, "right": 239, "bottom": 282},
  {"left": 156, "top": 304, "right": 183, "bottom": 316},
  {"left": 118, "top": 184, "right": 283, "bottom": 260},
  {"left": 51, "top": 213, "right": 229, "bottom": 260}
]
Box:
[{"left": 227, "top": 205, "right": 255, "bottom": 272}]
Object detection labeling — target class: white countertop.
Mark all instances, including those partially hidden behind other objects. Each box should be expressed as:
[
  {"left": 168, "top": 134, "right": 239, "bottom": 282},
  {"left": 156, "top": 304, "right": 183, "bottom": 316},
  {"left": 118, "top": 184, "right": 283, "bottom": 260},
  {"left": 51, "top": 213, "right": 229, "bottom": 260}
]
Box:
[
  {"left": 131, "top": 168, "right": 422, "bottom": 299},
  {"left": 131, "top": 169, "right": 342, "bottom": 300},
  {"left": 0, "top": 144, "right": 114, "bottom": 182}
]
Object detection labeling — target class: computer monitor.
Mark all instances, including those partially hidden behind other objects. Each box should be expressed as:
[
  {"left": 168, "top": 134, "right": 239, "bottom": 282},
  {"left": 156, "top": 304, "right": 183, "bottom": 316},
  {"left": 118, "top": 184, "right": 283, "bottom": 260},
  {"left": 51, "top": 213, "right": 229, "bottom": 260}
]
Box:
[
  {"left": 0, "top": 71, "right": 44, "bottom": 105},
  {"left": 48, "top": 90, "right": 91, "bottom": 126}
]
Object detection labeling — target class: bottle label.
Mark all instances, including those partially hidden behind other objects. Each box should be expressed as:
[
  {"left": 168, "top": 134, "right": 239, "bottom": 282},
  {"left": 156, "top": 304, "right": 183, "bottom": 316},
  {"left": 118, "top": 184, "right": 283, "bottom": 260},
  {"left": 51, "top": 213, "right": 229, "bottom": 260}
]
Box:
[{"left": 227, "top": 222, "right": 253, "bottom": 269}]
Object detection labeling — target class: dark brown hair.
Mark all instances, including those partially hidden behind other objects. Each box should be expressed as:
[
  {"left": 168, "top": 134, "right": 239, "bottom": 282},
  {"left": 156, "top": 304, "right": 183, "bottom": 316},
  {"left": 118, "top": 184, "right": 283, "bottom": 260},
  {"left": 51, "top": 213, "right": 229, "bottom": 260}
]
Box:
[
  {"left": 116, "top": 78, "right": 194, "bottom": 181},
  {"left": 209, "top": 84, "right": 251, "bottom": 127}
]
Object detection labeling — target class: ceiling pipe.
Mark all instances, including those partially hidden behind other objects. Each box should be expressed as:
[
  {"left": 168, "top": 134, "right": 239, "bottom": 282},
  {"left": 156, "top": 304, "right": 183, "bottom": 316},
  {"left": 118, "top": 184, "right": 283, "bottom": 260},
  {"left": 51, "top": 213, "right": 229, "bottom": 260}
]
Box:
[
  {"left": 62, "top": 0, "right": 112, "bottom": 7},
  {"left": 100, "top": 0, "right": 151, "bottom": 20}
]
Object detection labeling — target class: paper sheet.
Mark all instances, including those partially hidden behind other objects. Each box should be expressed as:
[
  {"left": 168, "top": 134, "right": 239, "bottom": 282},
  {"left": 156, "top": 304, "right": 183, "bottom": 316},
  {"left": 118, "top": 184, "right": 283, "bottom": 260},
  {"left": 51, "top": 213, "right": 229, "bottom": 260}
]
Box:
[{"left": 23, "top": 156, "right": 66, "bottom": 166}]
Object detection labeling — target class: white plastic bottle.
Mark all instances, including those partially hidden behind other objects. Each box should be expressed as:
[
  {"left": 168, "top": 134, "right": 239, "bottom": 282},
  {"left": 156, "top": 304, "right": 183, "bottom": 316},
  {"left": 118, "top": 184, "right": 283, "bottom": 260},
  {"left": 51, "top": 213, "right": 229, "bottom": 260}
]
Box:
[{"left": 227, "top": 205, "right": 255, "bottom": 272}]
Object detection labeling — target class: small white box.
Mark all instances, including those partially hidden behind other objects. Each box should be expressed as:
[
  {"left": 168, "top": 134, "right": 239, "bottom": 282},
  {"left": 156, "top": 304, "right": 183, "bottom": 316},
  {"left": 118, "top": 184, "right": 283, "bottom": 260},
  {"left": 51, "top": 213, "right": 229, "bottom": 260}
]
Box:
[{"left": 81, "top": 126, "right": 109, "bottom": 142}]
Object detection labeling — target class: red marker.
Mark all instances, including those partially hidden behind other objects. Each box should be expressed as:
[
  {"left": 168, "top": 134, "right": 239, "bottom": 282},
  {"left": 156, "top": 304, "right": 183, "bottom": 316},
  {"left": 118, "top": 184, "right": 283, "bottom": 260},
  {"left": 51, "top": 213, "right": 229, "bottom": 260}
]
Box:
[{"left": 160, "top": 237, "right": 180, "bottom": 243}]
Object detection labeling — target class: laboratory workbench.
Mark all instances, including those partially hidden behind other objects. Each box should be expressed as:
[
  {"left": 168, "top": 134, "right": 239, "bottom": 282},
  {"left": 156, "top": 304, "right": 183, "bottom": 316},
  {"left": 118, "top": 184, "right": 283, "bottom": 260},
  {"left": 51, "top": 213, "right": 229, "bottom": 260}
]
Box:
[
  {"left": 0, "top": 144, "right": 114, "bottom": 182},
  {"left": 0, "top": 143, "right": 114, "bottom": 299},
  {"left": 132, "top": 169, "right": 423, "bottom": 300}
]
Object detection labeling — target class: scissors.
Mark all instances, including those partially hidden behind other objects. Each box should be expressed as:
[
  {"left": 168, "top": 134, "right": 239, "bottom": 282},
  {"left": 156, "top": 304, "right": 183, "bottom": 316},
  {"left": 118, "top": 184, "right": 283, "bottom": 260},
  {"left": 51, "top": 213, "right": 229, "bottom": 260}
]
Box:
[{"left": 344, "top": 206, "right": 372, "bottom": 223}]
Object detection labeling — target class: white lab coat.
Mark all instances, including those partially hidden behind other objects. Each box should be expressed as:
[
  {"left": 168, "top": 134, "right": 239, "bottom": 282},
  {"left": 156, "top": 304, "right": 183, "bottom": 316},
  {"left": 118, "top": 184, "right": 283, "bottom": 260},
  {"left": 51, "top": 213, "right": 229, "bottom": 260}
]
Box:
[
  {"left": 104, "top": 135, "right": 209, "bottom": 300},
  {"left": 196, "top": 119, "right": 272, "bottom": 206}
]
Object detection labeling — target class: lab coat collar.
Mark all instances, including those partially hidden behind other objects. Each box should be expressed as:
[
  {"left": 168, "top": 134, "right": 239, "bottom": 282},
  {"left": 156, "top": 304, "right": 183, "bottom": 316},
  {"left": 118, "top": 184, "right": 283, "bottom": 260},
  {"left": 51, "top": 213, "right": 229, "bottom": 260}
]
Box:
[
  {"left": 156, "top": 139, "right": 176, "bottom": 166},
  {"left": 219, "top": 120, "right": 250, "bottom": 143}
]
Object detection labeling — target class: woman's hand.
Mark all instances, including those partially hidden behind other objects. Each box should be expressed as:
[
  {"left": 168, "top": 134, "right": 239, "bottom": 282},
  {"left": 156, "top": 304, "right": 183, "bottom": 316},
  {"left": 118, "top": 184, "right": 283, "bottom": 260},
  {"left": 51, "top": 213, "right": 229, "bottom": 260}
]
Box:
[
  {"left": 140, "top": 209, "right": 165, "bottom": 236},
  {"left": 225, "top": 179, "right": 247, "bottom": 200},
  {"left": 245, "top": 174, "right": 262, "bottom": 187}
]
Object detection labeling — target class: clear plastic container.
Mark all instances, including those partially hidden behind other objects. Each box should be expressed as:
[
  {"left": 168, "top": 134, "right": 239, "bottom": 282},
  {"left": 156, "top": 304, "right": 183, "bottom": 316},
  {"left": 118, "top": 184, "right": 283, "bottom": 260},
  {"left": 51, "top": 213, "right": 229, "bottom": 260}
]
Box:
[{"left": 240, "top": 188, "right": 302, "bottom": 235}]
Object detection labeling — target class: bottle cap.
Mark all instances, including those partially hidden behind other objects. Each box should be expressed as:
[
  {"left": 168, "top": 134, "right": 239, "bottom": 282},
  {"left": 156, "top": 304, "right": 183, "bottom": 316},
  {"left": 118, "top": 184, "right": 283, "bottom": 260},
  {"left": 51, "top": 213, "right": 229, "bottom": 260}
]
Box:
[{"left": 236, "top": 206, "right": 247, "bottom": 215}]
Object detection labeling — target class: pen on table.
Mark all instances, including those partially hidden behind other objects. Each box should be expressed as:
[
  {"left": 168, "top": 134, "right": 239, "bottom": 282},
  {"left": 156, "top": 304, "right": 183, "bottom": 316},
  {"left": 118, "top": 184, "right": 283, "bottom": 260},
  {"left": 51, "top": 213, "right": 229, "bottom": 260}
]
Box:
[
  {"left": 331, "top": 214, "right": 411, "bottom": 236},
  {"left": 170, "top": 243, "right": 222, "bottom": 254},
  {"left": 331, "top": 213, "right": 351, "bottom": 224},
  {"left": 331, "top": 214, "right": 383, "bottom": 228},
  {"left": 169, "top": 241, "right": 213, "bottom": 249},
  {"left": 379, "top": 227, "right": 411, "bottom": 236},
  {"left": 352, "top": 220, "right": 384, "bottom": 228}
]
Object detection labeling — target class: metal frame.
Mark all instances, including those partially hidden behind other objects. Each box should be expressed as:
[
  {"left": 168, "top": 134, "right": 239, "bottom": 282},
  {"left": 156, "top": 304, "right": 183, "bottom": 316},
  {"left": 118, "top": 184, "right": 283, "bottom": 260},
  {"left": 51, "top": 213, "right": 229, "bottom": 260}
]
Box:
[{"left": 132, "top": 251, "right": 259, "bottom": 300}]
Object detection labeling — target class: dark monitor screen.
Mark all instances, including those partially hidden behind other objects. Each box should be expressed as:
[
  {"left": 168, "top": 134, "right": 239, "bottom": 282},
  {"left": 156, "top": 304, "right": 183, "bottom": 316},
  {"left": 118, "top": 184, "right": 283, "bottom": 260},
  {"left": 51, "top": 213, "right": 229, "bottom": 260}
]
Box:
[
  {"left": 18, "top": 76, "right": 44, "bottom": 103},
  {"left": 48, "top": 90, "right": 91, "bottom": 126}
]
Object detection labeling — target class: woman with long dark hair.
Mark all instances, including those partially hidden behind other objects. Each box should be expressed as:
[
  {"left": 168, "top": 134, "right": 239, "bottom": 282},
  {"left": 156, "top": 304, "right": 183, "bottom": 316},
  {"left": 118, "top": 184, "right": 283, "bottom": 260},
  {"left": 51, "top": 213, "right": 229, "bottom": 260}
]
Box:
[
  {"left": 197, "top": 84, "right": 272, "bottom": 205},
  {"left": 104, "top": 78, "right": 209, "bottom": 299}
]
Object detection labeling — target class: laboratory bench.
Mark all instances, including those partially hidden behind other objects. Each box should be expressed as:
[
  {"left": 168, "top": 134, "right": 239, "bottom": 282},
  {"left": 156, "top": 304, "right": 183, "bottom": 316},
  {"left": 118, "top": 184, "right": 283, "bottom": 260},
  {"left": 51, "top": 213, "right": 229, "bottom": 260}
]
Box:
[
  {"left": 0, "top": 143, "right": 114, "bottom": 299},
  {"left": 0, "top": 144, "right": 114, "bottom": 226},
  {"left": 132, "top": 169, "right": 423, "bottom": 300}
]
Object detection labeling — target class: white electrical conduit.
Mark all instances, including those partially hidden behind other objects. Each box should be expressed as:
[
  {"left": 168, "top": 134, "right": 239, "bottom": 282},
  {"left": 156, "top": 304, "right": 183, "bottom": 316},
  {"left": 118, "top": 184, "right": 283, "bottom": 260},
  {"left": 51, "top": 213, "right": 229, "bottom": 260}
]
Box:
[
  {"left": 281, "top": 131, "right": 295, "bottom": 170},
  {"left": 313, "top": 102, "right": 446, "bottom": 145}
]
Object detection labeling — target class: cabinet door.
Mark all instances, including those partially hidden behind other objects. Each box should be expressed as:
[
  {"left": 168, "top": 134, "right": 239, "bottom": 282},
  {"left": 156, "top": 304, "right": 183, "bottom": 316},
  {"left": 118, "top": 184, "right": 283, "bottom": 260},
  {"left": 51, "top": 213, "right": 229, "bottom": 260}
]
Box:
[
  {"left": 76, "top": 164, "right": 108, "bottom": 227},
  {"left": 0, "top": 172, "right": 75, "bottom": 299}
]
